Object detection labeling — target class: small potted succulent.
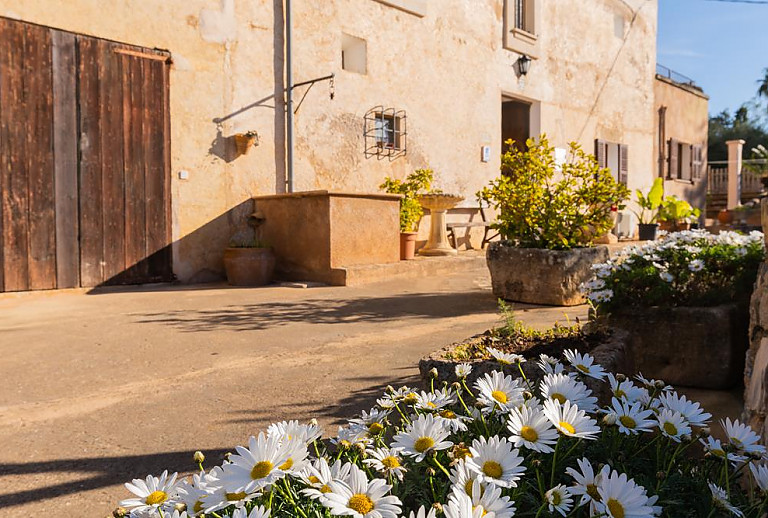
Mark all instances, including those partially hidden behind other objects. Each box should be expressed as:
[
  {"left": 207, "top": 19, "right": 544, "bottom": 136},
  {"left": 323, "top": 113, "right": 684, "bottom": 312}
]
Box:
[
  {"left": 380, "top": 169, "right": 434, "bottom": 260},
  {"left": 223, "top": 236, "right": 275, "bottom": 286},
  {"left": 631, "top": 178, "right": 664, "bottom": 241},
  {"left": 233, "top": 130, "right": 259, "bottom": 155}
]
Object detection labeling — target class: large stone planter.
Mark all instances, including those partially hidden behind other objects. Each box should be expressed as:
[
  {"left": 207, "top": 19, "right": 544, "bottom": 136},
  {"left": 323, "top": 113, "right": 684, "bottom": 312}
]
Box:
[
  {"left": 610, "top": 304, "right": 749, "bottom": 390},
  {"left": 223, "top": 247, "right": 276, "bottom": 286},
  {"left": 486, "top": 243, "right": 609, "bottom": 306},
  {"left": 419, "top": 328, "right": 632, "bottom": 404}
]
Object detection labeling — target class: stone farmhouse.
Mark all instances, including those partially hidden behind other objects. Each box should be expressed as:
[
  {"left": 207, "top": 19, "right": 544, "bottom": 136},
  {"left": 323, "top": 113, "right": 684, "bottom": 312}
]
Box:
[{"left": 0, "top": 0, "right": 708, "bottom": 290}]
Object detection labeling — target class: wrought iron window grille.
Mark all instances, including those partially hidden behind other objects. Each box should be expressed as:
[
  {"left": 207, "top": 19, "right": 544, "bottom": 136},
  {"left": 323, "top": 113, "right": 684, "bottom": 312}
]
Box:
[{"left": 364, "top": 107, "right": 407, "bottom": 160}]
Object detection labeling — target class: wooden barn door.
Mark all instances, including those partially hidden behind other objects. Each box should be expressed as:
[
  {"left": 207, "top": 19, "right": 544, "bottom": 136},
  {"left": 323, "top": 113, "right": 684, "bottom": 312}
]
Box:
[{"left": 0, "top": 17, "right": 172, "bottom": 292}]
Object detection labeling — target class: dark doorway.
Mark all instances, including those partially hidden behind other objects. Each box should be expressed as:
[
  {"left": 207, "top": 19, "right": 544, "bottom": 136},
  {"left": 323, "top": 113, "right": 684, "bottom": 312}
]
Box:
[
  {"left": 501, "top": 98, "right": 531, "bottom": 154},
  {"left": 0, "top": 17, "right": 172, "bottom": 292}
]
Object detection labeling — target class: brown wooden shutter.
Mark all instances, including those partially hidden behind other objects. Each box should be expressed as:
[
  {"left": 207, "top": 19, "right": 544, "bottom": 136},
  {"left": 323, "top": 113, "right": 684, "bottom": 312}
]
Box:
[
  {"left": 692, "top": 145, "right": 703, "bottom": 181},
  {"left": 595, "top": 139, "right": 608, "bottom": 168},
  {"left": 618, "top": 144, "right": 629, "bottom": 186},
  {"left": 668, "top": 139, "right": 679, "bottom": 179}
]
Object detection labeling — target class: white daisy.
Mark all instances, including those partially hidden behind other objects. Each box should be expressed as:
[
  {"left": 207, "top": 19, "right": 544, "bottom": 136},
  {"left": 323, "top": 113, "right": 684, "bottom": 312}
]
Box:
[
  {"left": 563, "top": 349, "right": 607, "bottom": 380},
  {"left": 231, "top": 506, "right": 271, "bottom": 518},
  {"left": 332, "top": 425, "right": 374, "bottom": 449},
  {"left": 507, "top": 405, "right": 558, "bottom": 453},
  {"left": 120, "top": 470, "right": 179, "bottom": 515},
  {"left": 400, "top": 506, "right": 437, "bottom": 518},
  {"left": 175, "top": 473, "right": 214, "bottom": 517},
  {"left": 217, "top": 433, "right": 291, "bottom": 494},
  {"left": 267, "top": 420, "right": 323, "bottom": 445},
  {"left": 540, "top": 373, "right": 598, "bottom": 412},
  {"left": 487, "top": 347, "right": 526, "bottom": 365},
  {"left": 656, "top": 409, "right": 691, "bottom": 442},
  {"left": 449, "top": 460, "right": 481, "bottom": 498},
  {"left": 606, "top": 374, "right": 646, "bottom": 404},
  {"left": 709, "top": 482, "right": 744, "bottom": 517},
  {"left": 443, "top": 491, "right": 484, "bottom": 518},
  {"left": 688, "top": 259, "right": 704, "bottom": 272},
  {"left": 465, "top": 436, "right": 526, "bottom": 488},
  {"left": 750, "top": 463, "right": 768, "bottom": 492},
  {"left": 658, "top": 392, "right": 711, "bottom": 427},
  {"left": 415, "top": 389, "right": 456, "bottom": 412},
  {"left": 349, "top": 408, "right": 390, "bottom": 436},
  {"left": 458, "top": 479, "right": 517, "bottom": 518},
  {"left": 299, "top": 458, "right": 352, "bottom": 503},
  {"left": 538, "top": 354, "right": 566, "bottom": 375},
  {"left": 546, "top": 484, "right": 573, "bottom": 517},
  {"left": 566, "top": 457, "right": 609, "bottom": 512},
  {"left": 700, "top": 436, "right": 747, "bottom": 464},
  {"left": 542, "top": 399, "right": 601, "bottom": 440},
  {"left": 323, "top": 464, "right": 401, "bottom": 518},
  {"left": 455, "top": 363, "right": 473, "bottom": 379},
  {"left": 606, "top": 397, "right": 656, "bottom": 435},
  {"left": 475, "top": 371, "right": 526, "bottom": 414},
  {"left": 364, "top": 448, "right": 407, "bottom": 481},
  {"left": 721, "top": 418, "right": 766, "bottom": 455},
  {"left": 596, "top": 470, "right": 655, "bottom": 518},
  {"left": 435, "top": 407, "right": 472, "bottom": 433},
  {"left": 391, "top": 414, "right": 453, "bottom": 462}
]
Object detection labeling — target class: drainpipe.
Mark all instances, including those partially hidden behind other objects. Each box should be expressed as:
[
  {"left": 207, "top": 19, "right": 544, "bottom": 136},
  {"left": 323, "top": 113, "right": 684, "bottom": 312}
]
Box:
[{"left": 285, "top": 0, "right": 294, "bottom": 193}]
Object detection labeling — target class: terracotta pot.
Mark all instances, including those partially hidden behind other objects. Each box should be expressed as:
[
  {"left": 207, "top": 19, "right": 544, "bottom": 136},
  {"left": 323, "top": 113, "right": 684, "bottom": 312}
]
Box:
[
  {"left": 659, "top": 221, "right": 690, "bottom": 232},
  {"left": 223, "top": 247, "right": 275, "bottom": 286},
  {"left": 718, "top": 209, "right": 734, "bottom": 225},
  {"left": 400, "top": 232, "right": 418, "bottom": 260},
  {"left": 234, "top": 134, "right": 257, "bottom": 155},
  {"left": 637, "top": 223, "right": 658, "bottom": 241}
]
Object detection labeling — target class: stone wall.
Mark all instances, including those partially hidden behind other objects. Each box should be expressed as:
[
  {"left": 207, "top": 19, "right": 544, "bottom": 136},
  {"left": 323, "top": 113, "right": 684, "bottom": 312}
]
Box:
[
  {"left": 743, "top": 199, "right": 768, "bottom": 438},
  {"left": 0, "top": 0, "right": 663, "bottom": 282}
]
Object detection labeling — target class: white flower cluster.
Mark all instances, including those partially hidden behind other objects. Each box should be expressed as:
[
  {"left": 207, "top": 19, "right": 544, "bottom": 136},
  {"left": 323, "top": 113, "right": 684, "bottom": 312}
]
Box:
[
  {"left": 582, "top": 229, "right": 764, "bottom": 305},
  {"left": 117, "top": 350, "right": 768, "bottom": 518}
]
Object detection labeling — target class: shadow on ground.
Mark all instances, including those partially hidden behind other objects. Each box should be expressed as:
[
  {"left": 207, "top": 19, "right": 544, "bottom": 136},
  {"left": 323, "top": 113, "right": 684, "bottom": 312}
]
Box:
[{"left": 135, "top": 291, "right": 500, "bottom": 332}]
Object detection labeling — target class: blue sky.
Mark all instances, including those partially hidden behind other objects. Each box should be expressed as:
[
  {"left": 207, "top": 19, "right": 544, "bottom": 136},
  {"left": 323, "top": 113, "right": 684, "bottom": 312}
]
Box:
[{"left": 657, "top": 0, "right": 768, "bottom": 117}]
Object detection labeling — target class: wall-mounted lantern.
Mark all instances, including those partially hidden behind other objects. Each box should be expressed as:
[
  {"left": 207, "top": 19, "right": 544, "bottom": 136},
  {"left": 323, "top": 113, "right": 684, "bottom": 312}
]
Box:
[{"left": 517, "top": 54, "right": 531, "bottom": 76}]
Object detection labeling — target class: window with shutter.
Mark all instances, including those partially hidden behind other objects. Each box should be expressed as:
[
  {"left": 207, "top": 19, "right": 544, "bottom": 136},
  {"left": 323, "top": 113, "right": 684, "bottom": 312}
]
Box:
[
  {"left": 668, "top": 138, "right": 678, "bottom": 179},
  {"left": 692, "top": 144, "right": 703, "bottom": 181},
  {"left": 680, "top": 144, "right": 692, "bottom": 181},
  {"left": 618, "top": 144, "right": 629, "bottom": 186},
  {"left": 595, "top": 139, "right": 608, "bottom": 169}
]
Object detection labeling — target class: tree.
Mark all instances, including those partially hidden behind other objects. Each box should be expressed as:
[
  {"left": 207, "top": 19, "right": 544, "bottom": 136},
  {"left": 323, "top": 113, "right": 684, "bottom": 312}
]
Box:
[
  {"left": 708, "top": 105, "right": 768, "bottom": 161},
  {"left": 759, "top": 68, "right": 768, "bottom": 101}
]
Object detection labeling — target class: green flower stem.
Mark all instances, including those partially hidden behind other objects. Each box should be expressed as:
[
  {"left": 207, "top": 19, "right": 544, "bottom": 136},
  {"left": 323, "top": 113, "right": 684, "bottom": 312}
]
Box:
[
  {"left": 431, "top": 456, "right": 452, "bottom": 479},
  {"left": 550, "top": 437, "right": 561, "bottom": 487},
  {"left": 534, "top": 464, "right": 546, "bottom": 500},
  {"left": 517, "top": 361, "right": 534, "bottom": 392},
  {"left": 278, "top": 478, "right": 308, "bottom": 518},
  {"left": 534, "top": 502, "right": 547, "bottom": 518},
  {"left": 460, "top": 378, "right": 475, "bottom": 398}
]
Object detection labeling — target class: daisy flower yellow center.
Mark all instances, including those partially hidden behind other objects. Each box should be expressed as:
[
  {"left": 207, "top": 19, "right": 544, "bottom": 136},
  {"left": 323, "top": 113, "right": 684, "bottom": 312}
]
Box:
[
  {"left": 731, "top": 437, "right": 744, "bottom": 448},
  {"left": 348, "top": 493, "right": 374, "bottom": 514},
  {"left": 403, "top": 393, "right": 418, "bottom": 405},
  {"left": 614, "top": 389, "right": 626, "bottom": 398},
  {"left": 520, "top": 425, "right": 539, "bottom": 442},
  {"left": 491, "top": 390, "right": 508, "bottom": 404},
  {"left": 226, "top": 491, "right": 247, "bottom": 501},
  {"left": 712, "top": 448, "right": 726, "bottom": 457},
  {"left": 586, "top": 484, "right": 600, "bottom": 500},
  {"left": 251, "top": 460, "right": 274, "bottom": 480},
  {"left": 414, "top": 436, "right": 435, "bottom": 453},
  {"left": 453, "top": 445, "right": 472, "bottom": 460},
  {"left": 559, "top": 421, "right": 576, "bottom": 434},
  {"left": 606, "top": 498, "right": 625, "bottom": 518},
  {"left": 426, "top": 402, "right": 437, "bottom": 408},
  {"left": 551, "top": 393, "right": 567, "bottom": 404},
  {"left": 551, "top": 491, "right": 562, "bottom": 505},
  {"left": 619, "top": 415, "right": 637, "bottom": 429},
  {"left": 498, "top": 358, "right": 512, "bottom": 365},
  {"left": 381, "top": 456, "right": 401, "bottom": 469},
  {"left": 368, "top": 422, "right": 384, "bottom": 434},
  {"left": 320, "top": 484, "right": 332, "bottom": 493},
  {"left": 279, "top": 458, "right": 294, "bottom": 470},
  {"left": 145, "top": 491, "right": 167, "bottom": 506},
  {"left": 482, "top": 460, "right": 503, "bottom": 479},
  {"left": 440, "top": 409, "right": 457, "bottom": 419},
  {"left": 576, "top": 364, "right": 590, "bottom": 374},
  {"left": 663, "top": 422, "right": 678, "bottom": 436},
  {"left": 193, "top": 501, "right": 205, "bottom": 514},
  {"left": 465, "top": 479, "right": 474, "bottom": 496},
  {"left": 308, "top": 475, "right": 321, "bottom": 484}
]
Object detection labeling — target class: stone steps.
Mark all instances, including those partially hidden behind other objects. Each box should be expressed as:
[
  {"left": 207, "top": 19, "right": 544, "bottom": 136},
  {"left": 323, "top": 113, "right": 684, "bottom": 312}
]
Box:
[{"left": 337, "top": 250, "right": 487, "bottom": 286}]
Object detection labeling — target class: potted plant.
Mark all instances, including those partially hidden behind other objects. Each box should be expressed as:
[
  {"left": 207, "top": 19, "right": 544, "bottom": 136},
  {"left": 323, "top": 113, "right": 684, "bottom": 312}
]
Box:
[
  {"left": 479, "top": 135, "right": 629, "bottom": 306},
  {"left": 631, "top": 177, "right": 664, "bottom": 240},
  {"left": 584, "top": 229, "right": 765, "bottom": 389},
  {"left": 233, "top": 130, "right": 259, "bottom": 155},
  {"left": 380, "top": 169, "right": 434, "bottom": 260},
  {"left": 223, "top": 236, "right": 275, "bottom": 286},
  {"left": 657, "top": 196, "right": 700, "bottom": 232}
]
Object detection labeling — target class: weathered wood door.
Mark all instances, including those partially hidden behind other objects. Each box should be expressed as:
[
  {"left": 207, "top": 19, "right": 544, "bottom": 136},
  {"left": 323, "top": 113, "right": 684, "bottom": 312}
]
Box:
[{"left": 0, "top": 17, "right": 172, "bottom": 292}]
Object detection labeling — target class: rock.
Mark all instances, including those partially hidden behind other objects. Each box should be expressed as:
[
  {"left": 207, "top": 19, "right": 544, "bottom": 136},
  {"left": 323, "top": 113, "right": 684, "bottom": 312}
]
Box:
[
  {"left": 610, "top": 304, "right": 749, "bottom": 390},
  {"left": 486, "top": 243, "right": 609, "bottom": 306},
  {"left": 744, "top": 261, "right": 768, "bottom": 438}
]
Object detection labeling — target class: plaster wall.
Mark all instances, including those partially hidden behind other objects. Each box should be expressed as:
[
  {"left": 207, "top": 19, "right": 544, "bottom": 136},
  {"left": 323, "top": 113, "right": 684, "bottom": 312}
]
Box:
[
  {"left": 1, "top": 0, "right": 659, "bottom": 282},
  {"left": 653, "top": 76, "right": 710, "bottom": 214}
]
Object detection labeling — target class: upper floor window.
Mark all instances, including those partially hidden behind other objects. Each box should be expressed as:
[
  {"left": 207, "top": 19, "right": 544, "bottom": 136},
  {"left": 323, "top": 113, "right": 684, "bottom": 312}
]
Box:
[
  {"left": 514, "top": 0, "right": 534, "bottom": 34},
  {"left": 504, "top": 0, "right": 539, "bottom": 58}
]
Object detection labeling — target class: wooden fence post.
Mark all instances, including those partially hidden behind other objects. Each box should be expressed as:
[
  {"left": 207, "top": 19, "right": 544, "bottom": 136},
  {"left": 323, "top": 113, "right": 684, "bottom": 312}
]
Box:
[{"left": 727, "top": 139, "right": 744, "bottom": 210}]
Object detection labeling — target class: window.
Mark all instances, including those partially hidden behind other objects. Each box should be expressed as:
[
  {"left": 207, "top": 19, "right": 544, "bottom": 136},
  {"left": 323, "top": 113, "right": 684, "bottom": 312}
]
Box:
[
  {"left": 341, "top": 33, "right": 367, "bottom": 75},
  {"left": 504, "top": 0, "right": 539, "bottom": 57},
  {"left": 364, "top": 108, "right": 407, "bottom": 159},
  {"left": 667, "top": 139, "right": 703, "bottom": 183},
  {"left": 595, "top": 139, "right": 628, "bottom": 186},
  {"left": 514, "top": 0, "right": 534, "bottom": 33}
]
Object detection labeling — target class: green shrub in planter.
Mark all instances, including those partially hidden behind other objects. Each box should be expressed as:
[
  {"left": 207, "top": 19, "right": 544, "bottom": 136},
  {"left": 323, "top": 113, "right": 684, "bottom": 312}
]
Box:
[
  {"left": 380, "top": 169, "right": 435, "bottom": 233},
  {"left": 478, "top": 135, "right": 629, "bottom": 250}
]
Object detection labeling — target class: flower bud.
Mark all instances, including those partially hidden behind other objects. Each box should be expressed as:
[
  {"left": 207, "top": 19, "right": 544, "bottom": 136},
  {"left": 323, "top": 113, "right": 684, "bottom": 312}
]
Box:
[
  {"left": 193, "top": 450, "right": 205, "bottom": 464},
  {"left": 432, "top": 503, "right": 443, "bottom": 512},
  {"left": 223, "top": 452, "right": 232, "bottom": 461},
  {"left": 112, "top": 508, "right": 128, "bottom": 518},
  {"left": 386, "top": 385, "right": 395, "bottom": 394},
  {"left": 602, "top": 414, "right": 617, "bottom": 426},
  {"left": 429, "top": 368, "right": 439, "bottom": 379},
  {"left": 654, "top": 380, "right": 666, "bottom": 390},
  {"left": 426, "top": 467, "right": 436, "bottom": 477},
  {"left": 174, "top": 503, "right": 187, "bottom": 512},
  {"left": 615, "top": 373, "right": 627, "bottom": 382},
  {"left": 750, "top": 450, "right": 764, "bottom": 460},
  {"left": 523, "top": 391, "right": 534, "bottom": 400},
  {"left": 451, "top": 382, "right": 462, "bottom": 391},
  {"left": 474, "top": 401, "right": 486, "bottom": 409},
  {"left": 355, "top": 442, "right": 367, "bottom": 454},
  {"left": 681, "top": 434, "right": 692, "bottom": 444},
  {"left": 699, "top": 427, "right": 711, "bottom": 438},
  {"left": 531, "top": 459, "right": 542, "bottom": 468},
  {"left": 310, "top": 418, "right": 318, "bottom": 426},
  {"left": 656, "top": 471, "right": 666, "bottom": 480}
]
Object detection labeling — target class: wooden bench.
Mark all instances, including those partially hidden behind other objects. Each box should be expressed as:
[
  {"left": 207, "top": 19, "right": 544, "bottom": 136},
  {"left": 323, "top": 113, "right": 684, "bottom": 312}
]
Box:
[{"left": 447, "top": 206, "right": 499, "bottom": 249}]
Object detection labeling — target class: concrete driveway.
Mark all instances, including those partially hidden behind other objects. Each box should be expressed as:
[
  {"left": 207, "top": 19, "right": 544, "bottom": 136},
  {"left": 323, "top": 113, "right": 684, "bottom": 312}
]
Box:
[{"left": 0, "top": 267, "right": 587, "bottom": 517}]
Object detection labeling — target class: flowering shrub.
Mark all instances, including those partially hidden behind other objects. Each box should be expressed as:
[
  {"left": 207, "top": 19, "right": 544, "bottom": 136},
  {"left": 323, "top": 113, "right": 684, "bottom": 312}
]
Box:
[
  {"left": 116, "top": 350, "right": 768, "bottom": 518},
  {"left": 583, "top": 229, "right": 764, "bottom": 311}
]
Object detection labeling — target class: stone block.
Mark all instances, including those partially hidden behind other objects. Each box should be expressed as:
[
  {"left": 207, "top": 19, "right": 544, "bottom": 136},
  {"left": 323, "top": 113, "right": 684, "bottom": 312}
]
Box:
[
  {"left": 486, "top": 243, "right": 609, "bottom": 306},
  {"left": 610, "top": 304, "right": 749, "bottom": 390}
]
